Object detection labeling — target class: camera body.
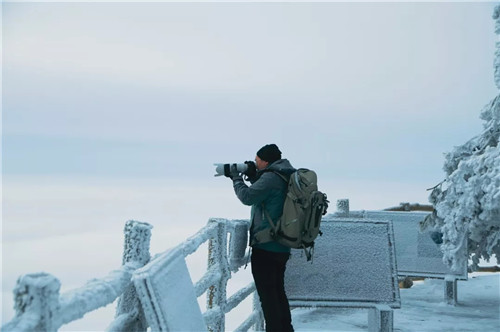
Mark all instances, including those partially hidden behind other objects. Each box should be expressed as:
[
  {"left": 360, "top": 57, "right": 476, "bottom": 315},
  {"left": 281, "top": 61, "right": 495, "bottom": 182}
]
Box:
[{"left": 214, "top": 162, "right": 256, "bottom": 177}]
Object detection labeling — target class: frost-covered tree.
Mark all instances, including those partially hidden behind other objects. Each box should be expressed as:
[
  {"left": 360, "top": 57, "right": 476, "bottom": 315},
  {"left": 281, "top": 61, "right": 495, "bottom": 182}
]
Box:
[{"left": 421, "top": 5, "right": 500, "bottom": 271}]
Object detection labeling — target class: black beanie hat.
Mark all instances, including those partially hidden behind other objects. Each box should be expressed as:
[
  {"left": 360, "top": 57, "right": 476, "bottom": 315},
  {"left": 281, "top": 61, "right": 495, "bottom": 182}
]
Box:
[{"left": 257, "top": 144, "right": 282, "bottom": 164}]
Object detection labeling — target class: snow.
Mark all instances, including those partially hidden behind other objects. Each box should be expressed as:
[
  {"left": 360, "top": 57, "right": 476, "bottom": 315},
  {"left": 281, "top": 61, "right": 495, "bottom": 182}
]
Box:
[
  {"left": 423, "top": 95, "right": 500, "bottom": 272},
  {"left": 494, "top": 4, "right": 500, "bottom": 89},
  {"left": 56, "top": 264, "right": 138, "bottom": 329},
  {"left": 228, "top": 221, "right": 249, "bottom": 272},
  {"left": 121, "top": 220, "right": 153, "bottom": 266}
]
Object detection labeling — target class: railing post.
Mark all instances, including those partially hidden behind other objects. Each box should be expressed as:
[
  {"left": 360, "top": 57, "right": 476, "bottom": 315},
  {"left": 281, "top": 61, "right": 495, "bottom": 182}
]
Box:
[
  {"left": 445, "top": 276, "right": 458, "bottom": 305},
  {"left": 228, "top": 220, "right": 249, "bottom": 272},
  {"left": 207, "top": 219, "right": 230, "bottom": 332},
  {"left": 368, "top": 305, "right": 393, "bottom": 332},
  {"left": 114, "top": 220, "right": 153, "bottom": 331},
  {"left": 252, "top": 291, "right": 265, "bottom": 331},
  {"left": 2, "top": 273, "right": 61, "bottom": 332},
  {"left": 337, "top": 199, "right": 350, "bottom": 217}
]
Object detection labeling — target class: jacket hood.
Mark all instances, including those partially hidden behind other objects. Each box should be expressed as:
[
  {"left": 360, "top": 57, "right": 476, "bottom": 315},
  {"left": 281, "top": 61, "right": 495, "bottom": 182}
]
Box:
[{"left": 265, "top": 158, "right": 296, "bottom": 176}]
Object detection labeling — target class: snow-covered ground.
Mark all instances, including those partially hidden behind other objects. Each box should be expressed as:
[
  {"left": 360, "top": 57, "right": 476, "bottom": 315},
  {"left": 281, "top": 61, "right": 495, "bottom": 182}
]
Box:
[{"left": 293, "top": 272, "right": 500, "bottom": 332}]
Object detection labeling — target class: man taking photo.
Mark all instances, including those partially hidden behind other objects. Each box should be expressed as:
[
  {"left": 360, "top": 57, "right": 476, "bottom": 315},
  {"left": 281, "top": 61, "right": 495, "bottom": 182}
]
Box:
[{"left": 226, "top": 144, "right": 295, "bottom": 332}]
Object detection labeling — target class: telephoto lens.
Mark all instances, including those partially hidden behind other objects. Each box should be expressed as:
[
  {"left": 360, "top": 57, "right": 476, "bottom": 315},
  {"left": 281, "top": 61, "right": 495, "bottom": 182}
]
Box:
[{"left": 213, "top": 163, "right": 249, "bottom": 177}]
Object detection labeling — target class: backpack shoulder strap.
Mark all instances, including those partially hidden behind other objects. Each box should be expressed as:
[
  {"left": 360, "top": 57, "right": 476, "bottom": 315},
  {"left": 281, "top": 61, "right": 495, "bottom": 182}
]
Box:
[
  {"left": 262, "top": 203, "right": 278, "bottom": 230},
  {"left": 272, "top": 171, "right": 288, "bottom": 183},
  {"left": 253, "top": 204, "right": 278, "bottom": 244},
  {"left": 261, "top": 168, "right": 289, "bottom": 183}
]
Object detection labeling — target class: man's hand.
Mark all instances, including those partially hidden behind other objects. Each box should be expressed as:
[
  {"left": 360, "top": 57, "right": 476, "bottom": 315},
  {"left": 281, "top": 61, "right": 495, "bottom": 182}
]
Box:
[
  {"left": 224, "top": 163, "right": 242, "bottom": 180},
  {"left": 243, "top": 161, "right": 257, "bottom": 178},
  {"left": 230, "top": 164, "right": 242, "bottom": 180}
]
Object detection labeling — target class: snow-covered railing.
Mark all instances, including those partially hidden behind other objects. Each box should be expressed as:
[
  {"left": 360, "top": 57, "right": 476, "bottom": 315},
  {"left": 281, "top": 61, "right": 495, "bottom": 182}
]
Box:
[
  {"left": 2, "top": 219, "right": 262, "bottom": 332},
  {"left": 133, "top": 218, "right": 263, "bottom": 332},
  {"left": 201, "top": 218, "right": 264, "bottom": 332},
  {"left": 1, "top": 220, "right": 153, "bottom": 332}
]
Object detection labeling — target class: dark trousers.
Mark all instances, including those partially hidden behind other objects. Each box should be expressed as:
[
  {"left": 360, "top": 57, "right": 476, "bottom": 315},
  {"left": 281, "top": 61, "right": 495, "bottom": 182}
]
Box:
[{"left": 251, "top": 248, "right": 294, "bottom": 332}]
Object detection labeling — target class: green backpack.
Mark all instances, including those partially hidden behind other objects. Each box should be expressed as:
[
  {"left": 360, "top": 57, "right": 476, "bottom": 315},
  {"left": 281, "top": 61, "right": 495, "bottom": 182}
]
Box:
[{"left": 256, "top": 168, "right": 329, "bottom": 260}]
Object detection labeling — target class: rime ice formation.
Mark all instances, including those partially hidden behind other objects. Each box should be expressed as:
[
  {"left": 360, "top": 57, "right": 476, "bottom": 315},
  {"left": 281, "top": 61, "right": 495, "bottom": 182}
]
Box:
[
  {"left": 114, "top": 220, "right": 153, "bottom": 331},
  {"left": 422, "top": 5, "right": 500, "bottom": 271},
  {"left": 494, "top": 5, "right": 500, "bottom": 89}
]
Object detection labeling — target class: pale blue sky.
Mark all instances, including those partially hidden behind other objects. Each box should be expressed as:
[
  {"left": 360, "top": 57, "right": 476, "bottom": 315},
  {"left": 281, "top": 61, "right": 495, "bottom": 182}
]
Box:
[{"left": 2, "top": 0, "right": 499, "bottom": 196}]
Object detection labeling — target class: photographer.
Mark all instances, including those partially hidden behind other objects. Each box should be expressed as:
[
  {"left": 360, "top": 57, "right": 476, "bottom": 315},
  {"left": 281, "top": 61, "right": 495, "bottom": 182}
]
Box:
[{"left": 226, "top": 144, "right": 296, "bottom": 332}]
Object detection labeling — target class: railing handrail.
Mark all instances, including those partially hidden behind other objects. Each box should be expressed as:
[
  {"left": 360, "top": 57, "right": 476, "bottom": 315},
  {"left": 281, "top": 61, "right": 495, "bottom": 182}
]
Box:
[{"left": 56, "top": 262, "right": 139, "bottom": 329}]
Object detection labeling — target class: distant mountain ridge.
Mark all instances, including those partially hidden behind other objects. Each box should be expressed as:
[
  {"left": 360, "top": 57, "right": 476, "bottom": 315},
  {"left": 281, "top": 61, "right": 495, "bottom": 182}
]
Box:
[{"left": 384, "top": 202, "right": 433, "bottom": 212}]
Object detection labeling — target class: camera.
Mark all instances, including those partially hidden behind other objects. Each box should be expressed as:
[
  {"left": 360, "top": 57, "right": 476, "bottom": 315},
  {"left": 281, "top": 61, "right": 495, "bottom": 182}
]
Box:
[{"left": 214, "top": 162, "right": 256, "bottom": 177}]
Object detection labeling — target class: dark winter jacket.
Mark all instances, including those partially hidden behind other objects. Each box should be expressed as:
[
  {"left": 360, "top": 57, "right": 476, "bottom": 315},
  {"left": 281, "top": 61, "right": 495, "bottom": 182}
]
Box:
[{"left": 232, "top": 159, "right": 296, "bottom": 253}]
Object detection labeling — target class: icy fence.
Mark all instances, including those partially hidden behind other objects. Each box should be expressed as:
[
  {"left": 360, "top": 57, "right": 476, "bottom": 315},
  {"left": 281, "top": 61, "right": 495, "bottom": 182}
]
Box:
[
  {"left": 1, "top": 219, "right": 262, "bottom": 332},
  {"left": 130, "top": 218, "right": 263, "bottom": 332},
  {"left": 1, "top": 220, "right": 152, "bottom": 332}
]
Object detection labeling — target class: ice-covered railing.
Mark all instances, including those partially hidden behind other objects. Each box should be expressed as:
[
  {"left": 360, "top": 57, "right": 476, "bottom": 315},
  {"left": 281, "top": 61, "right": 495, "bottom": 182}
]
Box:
[
  {"left": 1, "top": 220, "right": 152, "bottom": 332},
  {"left": 137, "top": 218, "right": 264, "bottom": 332},
  {"left": 1, "top": 219, "right": 263, "bottom": 332},
  {"left": 200, "top": 218, "right": 264, "bottom": 331}
]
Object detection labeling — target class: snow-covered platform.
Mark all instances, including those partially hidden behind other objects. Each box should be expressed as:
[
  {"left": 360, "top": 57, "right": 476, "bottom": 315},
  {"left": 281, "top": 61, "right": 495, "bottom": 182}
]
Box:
[{"left": 292, "top": 273, "right": 500, "bottom": 332}]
